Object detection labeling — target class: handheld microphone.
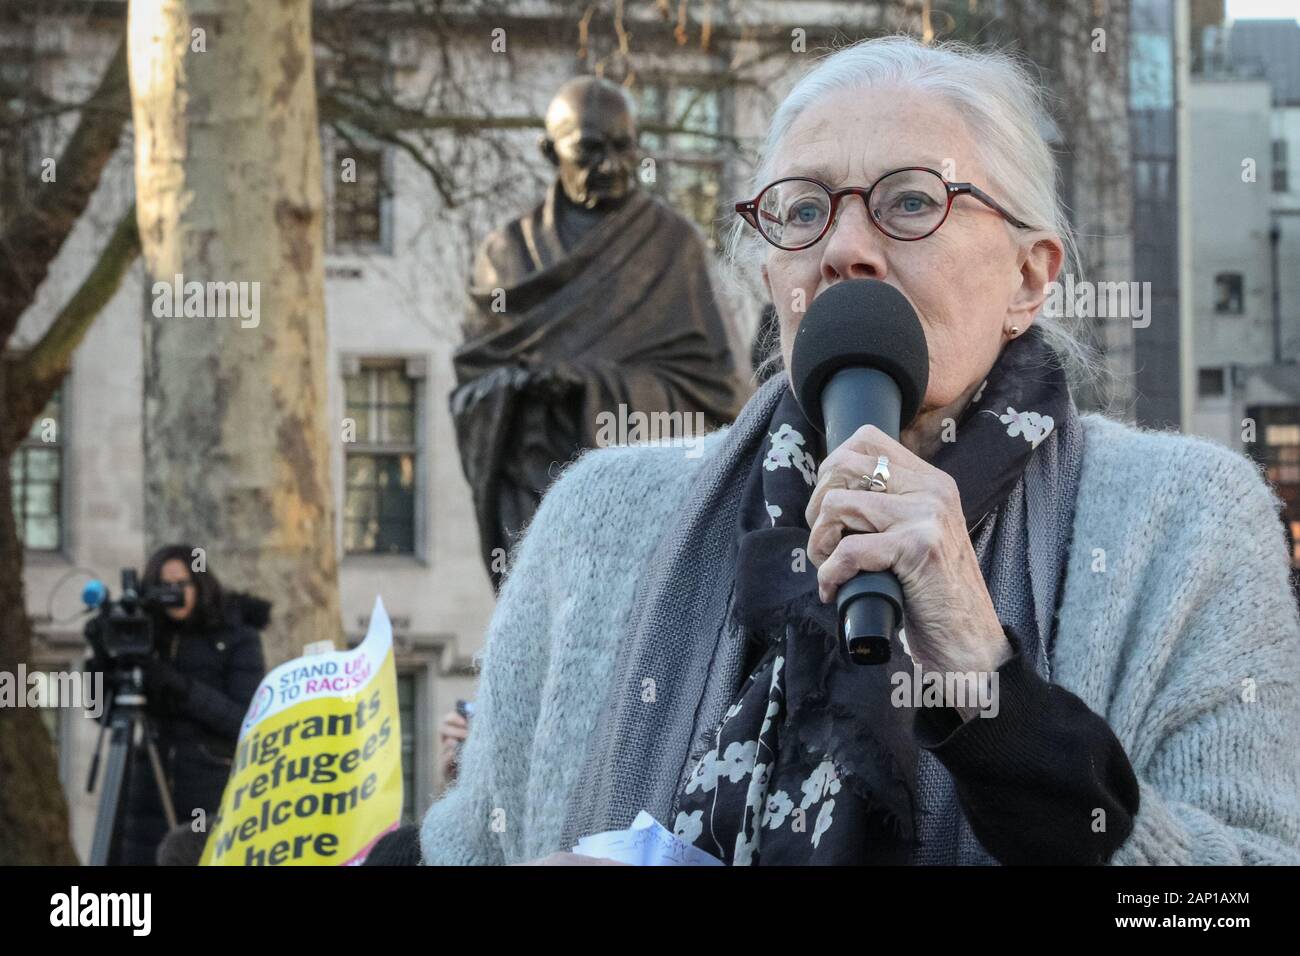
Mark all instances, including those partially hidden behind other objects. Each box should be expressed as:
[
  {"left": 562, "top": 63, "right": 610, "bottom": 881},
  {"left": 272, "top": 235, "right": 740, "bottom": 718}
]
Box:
[{"left": 790, "top": 279, "right": 929, "bottom": 665}]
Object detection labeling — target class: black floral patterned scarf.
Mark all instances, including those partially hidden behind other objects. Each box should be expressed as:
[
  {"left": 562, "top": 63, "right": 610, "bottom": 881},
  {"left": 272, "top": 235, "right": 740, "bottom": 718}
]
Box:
[{"left": 672, "top": 324, "right": 1071, "bottom": 864}]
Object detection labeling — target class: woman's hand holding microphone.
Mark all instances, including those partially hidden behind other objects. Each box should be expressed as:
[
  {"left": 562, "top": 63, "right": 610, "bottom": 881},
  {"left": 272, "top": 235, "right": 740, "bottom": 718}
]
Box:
[{"left": 804, "top": 424, "right": 1012, "bottom": 700}]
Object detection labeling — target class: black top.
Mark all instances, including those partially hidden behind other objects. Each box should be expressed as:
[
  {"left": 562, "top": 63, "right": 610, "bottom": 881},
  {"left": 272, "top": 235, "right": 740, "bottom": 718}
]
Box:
[{"left": 912, "top": 625, "right": 1140, "bottom": 865}]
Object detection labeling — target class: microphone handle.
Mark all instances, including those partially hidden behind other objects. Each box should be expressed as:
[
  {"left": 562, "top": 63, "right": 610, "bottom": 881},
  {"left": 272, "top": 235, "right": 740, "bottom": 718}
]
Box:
[{"left": 822, "top": 368, "right": 906, "bottom": 665}]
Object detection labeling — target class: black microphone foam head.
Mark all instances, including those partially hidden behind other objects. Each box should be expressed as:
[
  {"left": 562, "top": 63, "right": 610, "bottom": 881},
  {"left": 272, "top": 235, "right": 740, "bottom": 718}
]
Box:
[{"left": 790, "top": 279, "right": 930, "bottom": 432}]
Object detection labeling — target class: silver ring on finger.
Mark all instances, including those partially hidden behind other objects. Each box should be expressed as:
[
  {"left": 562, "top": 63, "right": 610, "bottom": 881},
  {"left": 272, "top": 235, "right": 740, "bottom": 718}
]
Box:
[{"left": 857, "top": 455, "right": 890, "bottom": 493}]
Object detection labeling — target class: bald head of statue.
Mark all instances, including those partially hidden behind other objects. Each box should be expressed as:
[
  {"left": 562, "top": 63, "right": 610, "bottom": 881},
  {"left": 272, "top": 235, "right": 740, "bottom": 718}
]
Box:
[{"left": 540, "top": 76, "right": 639, "bottom": 211}]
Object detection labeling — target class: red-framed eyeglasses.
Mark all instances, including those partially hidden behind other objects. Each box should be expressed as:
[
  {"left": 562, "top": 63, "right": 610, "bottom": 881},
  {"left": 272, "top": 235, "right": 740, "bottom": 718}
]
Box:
[{"left": 735, "top": 166, "right": 1034, "bottom": 251}]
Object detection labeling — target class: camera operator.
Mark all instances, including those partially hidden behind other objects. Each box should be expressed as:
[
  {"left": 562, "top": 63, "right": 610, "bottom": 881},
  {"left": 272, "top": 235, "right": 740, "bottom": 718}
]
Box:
[{"left": 86, "top": 543, "right": 267, "bottom": 865}]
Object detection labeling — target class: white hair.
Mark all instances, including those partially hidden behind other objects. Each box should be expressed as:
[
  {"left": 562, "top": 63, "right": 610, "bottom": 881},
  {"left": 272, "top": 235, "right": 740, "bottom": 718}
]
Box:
[{"left": 724, "top": 34, "right": 1104, "bottom": 397}]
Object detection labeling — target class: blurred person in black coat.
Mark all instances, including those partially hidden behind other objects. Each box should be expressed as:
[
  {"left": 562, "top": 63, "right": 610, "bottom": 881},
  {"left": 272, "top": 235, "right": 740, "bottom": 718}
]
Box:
[{"left": 87, "top": 543, "right": 267, "bottom": 865}]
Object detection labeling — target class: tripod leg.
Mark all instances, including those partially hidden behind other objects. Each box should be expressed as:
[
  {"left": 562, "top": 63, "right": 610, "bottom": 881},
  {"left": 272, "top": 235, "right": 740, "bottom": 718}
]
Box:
[
  {"left": 88, "top": 716, "right": 132, "bottom": 866},
  {"left": 143, "top": 731, "right": 179, "bottom": 830},
  {"left": 85, "top": 719, "right": 111, "bottom": 794}
]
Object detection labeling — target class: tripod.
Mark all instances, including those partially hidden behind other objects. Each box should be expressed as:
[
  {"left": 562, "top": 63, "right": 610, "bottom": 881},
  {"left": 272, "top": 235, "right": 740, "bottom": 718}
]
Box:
[{"left": 86, "top": 664, "right": 178, "bottom": 866}]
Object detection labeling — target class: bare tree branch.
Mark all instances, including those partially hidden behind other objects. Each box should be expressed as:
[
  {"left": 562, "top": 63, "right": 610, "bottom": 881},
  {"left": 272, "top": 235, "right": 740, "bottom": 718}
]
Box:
[
  {"left": 0, "top": 36, "right": 129, "bottom": 346},
  {"left": 3, "top": 204, "right": 139, "bottom": 453}
]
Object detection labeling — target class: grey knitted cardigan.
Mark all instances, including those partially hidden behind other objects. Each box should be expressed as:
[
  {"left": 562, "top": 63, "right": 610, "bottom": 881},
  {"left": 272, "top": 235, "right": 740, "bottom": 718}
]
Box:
[{"left": 421, "top": 378, "right": 1300, "bottom": 865}]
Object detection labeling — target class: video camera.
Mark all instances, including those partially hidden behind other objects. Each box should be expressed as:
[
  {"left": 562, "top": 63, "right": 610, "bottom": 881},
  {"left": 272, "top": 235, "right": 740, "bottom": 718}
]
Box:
[{"left": 82, "top": 568, "right": 187, "bottom": 667}]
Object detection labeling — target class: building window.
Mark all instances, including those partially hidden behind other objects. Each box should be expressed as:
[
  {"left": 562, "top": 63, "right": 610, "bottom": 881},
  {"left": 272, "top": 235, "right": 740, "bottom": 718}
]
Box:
[
  {"left": 319, "top": 40, "right": 393, "bottom": 254},
  {"left": 1273, "top": 139, "right": 1288, "bottom": 193},
  {"left": 1265, "top": 424, "right": 1300, "bottom": 485},
  {"left": 634, "top": 77, "right": 726, "bottom": 248},
  {"left": 397, "top": 670, "right": 417, "bottom": 823},
  {"left": 333, "top": 145, "right": 388, "bottom": 248},
  {"left": 1128, "top": 28, "right": 1174, "bottom": 111},
  {"left": 10, "top": 389, "right": 63, "bottom": 551},
  {"left": 1198, "top": 367, "right": 1226, "bottom": 398},
  {"left": 343, "top": 361, "right": 419, "bottom": 554},
  {"left": 1214, "top": 272, "right": 1244, "bottom": 314},
  {"left": 324, "top": 133, "right": 392, "bottom": 253},
  {"left": 1246, "top": 406, "right": 1300, "bottom": 570}
]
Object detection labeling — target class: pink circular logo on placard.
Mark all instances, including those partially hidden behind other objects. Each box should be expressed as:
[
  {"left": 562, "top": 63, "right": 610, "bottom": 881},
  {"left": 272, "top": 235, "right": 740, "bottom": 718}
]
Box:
[{"left": 247, "top": 684, "right": 273, "bottom": 723}]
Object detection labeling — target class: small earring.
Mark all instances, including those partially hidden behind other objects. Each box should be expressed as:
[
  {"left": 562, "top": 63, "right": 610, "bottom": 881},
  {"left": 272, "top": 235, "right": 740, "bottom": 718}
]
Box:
[{"left": 1008, "top": 325, "right": 1020, "bottom": 337}]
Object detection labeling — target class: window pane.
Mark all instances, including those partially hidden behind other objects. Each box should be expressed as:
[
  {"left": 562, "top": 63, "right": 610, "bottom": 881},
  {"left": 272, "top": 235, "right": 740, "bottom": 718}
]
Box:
[
  {"left": 639, "top": 83, "right": 663, "bottom": 120},
  {"left": 384, "top": 408, "right": 414, "bottom": 444},
  {"left": 348, "top": 365, "right": 415, "bottom": 446},
  {"left": 345, "top": 452, "right": 414, "bottom": 554},
  {"left": 345, "top": 373, "right": 369, "bottom": 404},
  {"left": 1197, "top": 368, "right": 1225, "bottom": 397},
  {"left": 26, "top": 448, "right": 59, "bottom": 482},
  {"left": 381, "top": 368, "right": 412, "bottom": 405},
  {"left": 1265, "top": 424, "right": 1300, "bottom": 445},
  {"left": 374, "top": 519, "right": 413, "bottom": 553},
  {"left": 374, "top": 455, "right": 406, "bottom": 490},
  {"left": 345, "top": 487, "right": 377, "bottom": 522},
  {"left": 1214, "top": 273, "right": 1243, "bottom": 314},
  {"left": 380, "top": 483, "right": 413, "bottom": 521},
  {"left": 671, "top": 86, "right": 720, "bottom": 153},
  {"left": 24, "top": 515, "right": 59, "bottom": 550},
  {"left": 24, "top": 483, "right": 54, "bottom": 516},
  {"left": 345, "top": 519, "right": 376, "bottom": 553},
  {"left": 347, "top": 455, "right": 375, "bottom": 486},
  {"left": 345, "top": 401, "right": 372, "bottom": 442}
]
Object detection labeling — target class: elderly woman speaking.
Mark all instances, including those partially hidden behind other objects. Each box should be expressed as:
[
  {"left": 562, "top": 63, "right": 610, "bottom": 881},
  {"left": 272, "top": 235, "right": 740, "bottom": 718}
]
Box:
[{"left": 422, "top": 36, "right": 1300, "bottom": 866}]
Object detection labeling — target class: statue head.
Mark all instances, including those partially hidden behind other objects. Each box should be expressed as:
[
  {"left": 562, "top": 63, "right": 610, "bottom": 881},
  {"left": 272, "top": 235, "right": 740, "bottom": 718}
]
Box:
[{"left": 540, "top": 76, "right": 639, "bottom": 210}]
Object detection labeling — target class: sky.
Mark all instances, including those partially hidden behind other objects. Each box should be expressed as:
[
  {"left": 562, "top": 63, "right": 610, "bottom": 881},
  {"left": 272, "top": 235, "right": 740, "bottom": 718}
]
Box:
[{"left": 1225, "top": 0, "right": 1300, "bottom": 22}]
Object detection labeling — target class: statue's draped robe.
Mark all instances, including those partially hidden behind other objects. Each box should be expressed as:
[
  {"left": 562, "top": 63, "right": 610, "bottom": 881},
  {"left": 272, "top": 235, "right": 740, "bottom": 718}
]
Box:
[{"left": 451, "top": 180, "right": 744, "bottom": 590}]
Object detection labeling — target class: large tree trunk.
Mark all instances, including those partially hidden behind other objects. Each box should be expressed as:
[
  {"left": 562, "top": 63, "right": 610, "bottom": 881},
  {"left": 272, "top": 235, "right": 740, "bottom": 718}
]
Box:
[
  {"left": 0, "top": 359, "right": 79, "bottom": 865},
  {"left": 128, "top": 0, "right": 341, "bottom": 665}
]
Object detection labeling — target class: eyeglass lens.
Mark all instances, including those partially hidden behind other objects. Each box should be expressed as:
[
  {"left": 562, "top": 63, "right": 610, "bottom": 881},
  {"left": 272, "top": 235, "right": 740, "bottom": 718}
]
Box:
[{"left": 757, "top": 168, "right": 950, "bottom": 247}]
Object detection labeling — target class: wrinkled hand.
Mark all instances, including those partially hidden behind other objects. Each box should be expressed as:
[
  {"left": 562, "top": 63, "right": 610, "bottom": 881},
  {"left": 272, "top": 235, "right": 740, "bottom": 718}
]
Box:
[
  {"left": 438, "top": 709, "right": 468, "bottom": 784},
  {"left": 804, "top": 424, "right": 1011, "bottom": 679}
]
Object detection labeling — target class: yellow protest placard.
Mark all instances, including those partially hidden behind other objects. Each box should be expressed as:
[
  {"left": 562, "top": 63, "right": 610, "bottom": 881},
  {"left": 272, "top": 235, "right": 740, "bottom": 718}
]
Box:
[{"left": 200, "top": 596, "right": 402, "bottom": 866}]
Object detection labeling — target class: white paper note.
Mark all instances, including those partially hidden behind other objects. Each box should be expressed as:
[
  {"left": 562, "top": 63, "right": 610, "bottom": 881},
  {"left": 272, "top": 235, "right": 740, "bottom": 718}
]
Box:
[{"left": 572, "top": 811, "right": 724, "bottom": 866}]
